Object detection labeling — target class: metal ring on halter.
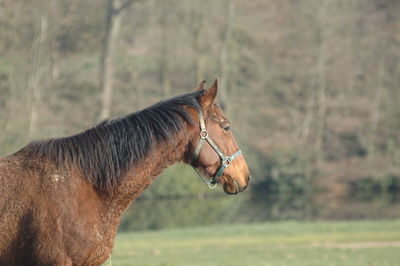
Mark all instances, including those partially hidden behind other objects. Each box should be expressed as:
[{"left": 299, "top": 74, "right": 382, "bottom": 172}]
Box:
[
  {"left": 200, "top": 130, "right": 208, "bottom": 139},
  {"left": 222, "top": 158, "right": 232, "bottom": 167},
  {"left": 207, "top": 180, "right": 217, "bottom": 189}
]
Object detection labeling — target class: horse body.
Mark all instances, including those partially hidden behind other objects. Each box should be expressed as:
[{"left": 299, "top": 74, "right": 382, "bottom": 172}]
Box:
[
  {"left": 0, "top": 133, "right": 189, "bottom": 265},
  {"left": 0, "top": 81, "right": 250, "bottom": 265}
]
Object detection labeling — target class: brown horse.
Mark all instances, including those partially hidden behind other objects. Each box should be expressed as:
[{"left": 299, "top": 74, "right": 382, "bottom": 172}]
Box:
[{"left": 0, "top": 79, "right": 250, "bottom": 265}]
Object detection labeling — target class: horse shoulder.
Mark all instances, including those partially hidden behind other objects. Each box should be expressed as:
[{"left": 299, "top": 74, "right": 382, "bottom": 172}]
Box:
[{"left": 0, "top": 155, "right": 115, "bottom": 264}]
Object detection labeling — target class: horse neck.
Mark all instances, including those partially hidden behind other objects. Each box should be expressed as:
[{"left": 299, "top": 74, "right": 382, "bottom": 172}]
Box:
[{"left": 102, "top": 124, "right": 197, "bottom": 220}]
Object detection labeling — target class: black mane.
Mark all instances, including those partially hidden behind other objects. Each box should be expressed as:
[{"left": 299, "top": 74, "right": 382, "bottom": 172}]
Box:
[{"left": 21, "top": 91, "right": 203, "bottom": 189}]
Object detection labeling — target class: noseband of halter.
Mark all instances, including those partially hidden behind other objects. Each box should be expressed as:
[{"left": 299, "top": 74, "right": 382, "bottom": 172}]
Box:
[{"left": 191, "top": 109, "right": 242, "bottom": 189}]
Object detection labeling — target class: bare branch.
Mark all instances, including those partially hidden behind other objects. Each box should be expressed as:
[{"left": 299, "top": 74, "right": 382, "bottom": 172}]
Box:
[{"left": 114, "top": 0, "right": 136, "bottom": 15}]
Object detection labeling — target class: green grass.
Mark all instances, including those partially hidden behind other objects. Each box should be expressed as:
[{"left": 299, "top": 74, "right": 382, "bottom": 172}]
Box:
[{"left": 105, "top": 220, "right": 400, "bottom": 266}]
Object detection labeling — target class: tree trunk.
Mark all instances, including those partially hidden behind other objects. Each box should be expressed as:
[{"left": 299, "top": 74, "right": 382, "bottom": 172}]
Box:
[
  {"left": 368, "top": 57, "right": 385, "bottom": 159},
  {"left": 190, "top": 6, "right": 206, "bottom": 83},
  {"left": 314, "top": 0, "right": 329, "bottom": 163},
  {"left": 301, "top": 92, "right": 315, "bottom": 151},
  {"left": 160, "top": 5, "right": 171, "bottom": 98},
  {"left": 219, "top": 0, "right": 235, "bottom": 113},
  {"left": 28, "top": 9, "right": 48, "bottom": 137},
  {"left": 99, "top": 0, "right": 135, "bottom": 120},
  {"left": 49, "top": 0, "right": 59, "bottom": 86},
  {"left": 99, "top": 0, "right": 121, "bottom": 120}
]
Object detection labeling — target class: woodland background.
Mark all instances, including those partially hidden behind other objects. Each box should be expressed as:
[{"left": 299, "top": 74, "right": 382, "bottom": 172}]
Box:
[{"left": 0, "top": 0, "right": 399, "bottom": 230}]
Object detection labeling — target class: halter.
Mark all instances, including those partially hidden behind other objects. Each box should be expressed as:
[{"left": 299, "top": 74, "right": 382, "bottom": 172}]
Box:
[{"left": 191, "top": 109, "right": 242, "bottom": 189}]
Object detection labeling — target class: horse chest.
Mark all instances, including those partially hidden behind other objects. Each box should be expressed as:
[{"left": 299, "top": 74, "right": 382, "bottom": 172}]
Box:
[{"left": 46, "top": 221, "right": 116, "bottom": 265}]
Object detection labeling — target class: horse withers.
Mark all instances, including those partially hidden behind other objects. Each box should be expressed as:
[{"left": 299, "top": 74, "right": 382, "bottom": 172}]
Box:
[{"left": 0, "top": 79, "right": 250, "bottom": 265}]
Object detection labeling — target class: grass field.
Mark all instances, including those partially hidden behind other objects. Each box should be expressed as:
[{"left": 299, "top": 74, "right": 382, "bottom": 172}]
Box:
[{"left": 105, "top": 220, "right": 400, "bottom": 266}]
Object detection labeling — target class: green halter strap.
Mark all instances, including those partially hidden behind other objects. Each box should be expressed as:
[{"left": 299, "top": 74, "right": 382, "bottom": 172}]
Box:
[{"left": 191, "top": 110, "right": 242, "bottom": 189}]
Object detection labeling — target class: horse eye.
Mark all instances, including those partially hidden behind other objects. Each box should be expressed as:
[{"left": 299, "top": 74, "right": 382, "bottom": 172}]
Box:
[{"left": 223, "top": 125, "right": 230, "bottom": 131}]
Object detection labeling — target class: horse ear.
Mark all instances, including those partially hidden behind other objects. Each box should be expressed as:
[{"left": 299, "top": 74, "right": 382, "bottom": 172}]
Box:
[
  {"left": 200, "top": 78, "right": 218, "bottom": 108},
  {"left": 195, "top": 80, "right": 207, "bottom": 91}
]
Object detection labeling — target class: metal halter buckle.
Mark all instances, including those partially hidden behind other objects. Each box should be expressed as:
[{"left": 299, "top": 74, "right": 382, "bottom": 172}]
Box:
[
  {"left": 222, "top": 157, "right": 232, "bottom": 167},
  {"left": 200, "top": 130, "right": 208, "bottom": 139}
]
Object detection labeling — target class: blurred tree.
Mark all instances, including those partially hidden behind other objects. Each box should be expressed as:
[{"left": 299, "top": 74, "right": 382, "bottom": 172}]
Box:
[
  {"left": 314, "top": 0, "right": 329, "bottom": 163},
  {"left": 218, "top": 0, "right": 236, "bottom": 113},
  {"left": 99, "top": 0, "right": 136, "bottom": 120},
  {"left": 159, "top": 0, "right": 172, "bottom": 97},
  {"left": 28, "top": 1, "right": 50, "bottom": 137}
]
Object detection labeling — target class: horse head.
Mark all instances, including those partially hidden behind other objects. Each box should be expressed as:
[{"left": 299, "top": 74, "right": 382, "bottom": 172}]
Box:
[{"left": 189, "top": 79, "right": 251, "bottom": 195}]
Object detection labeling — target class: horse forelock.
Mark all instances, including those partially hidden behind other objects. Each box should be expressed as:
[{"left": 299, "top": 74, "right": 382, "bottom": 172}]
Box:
[{"left": 20, "top": 91, "right": 202, "bottom": 190}]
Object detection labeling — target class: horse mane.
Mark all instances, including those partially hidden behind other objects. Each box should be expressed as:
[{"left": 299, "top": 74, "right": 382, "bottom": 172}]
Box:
[{"left": 20, "top": 90, "right": 203, "bottom": 190}]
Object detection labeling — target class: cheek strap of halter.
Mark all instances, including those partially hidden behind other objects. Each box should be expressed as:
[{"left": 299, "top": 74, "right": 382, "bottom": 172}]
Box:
[{"left": 191, "top": 110, "right": 242, "bottom": 189}]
